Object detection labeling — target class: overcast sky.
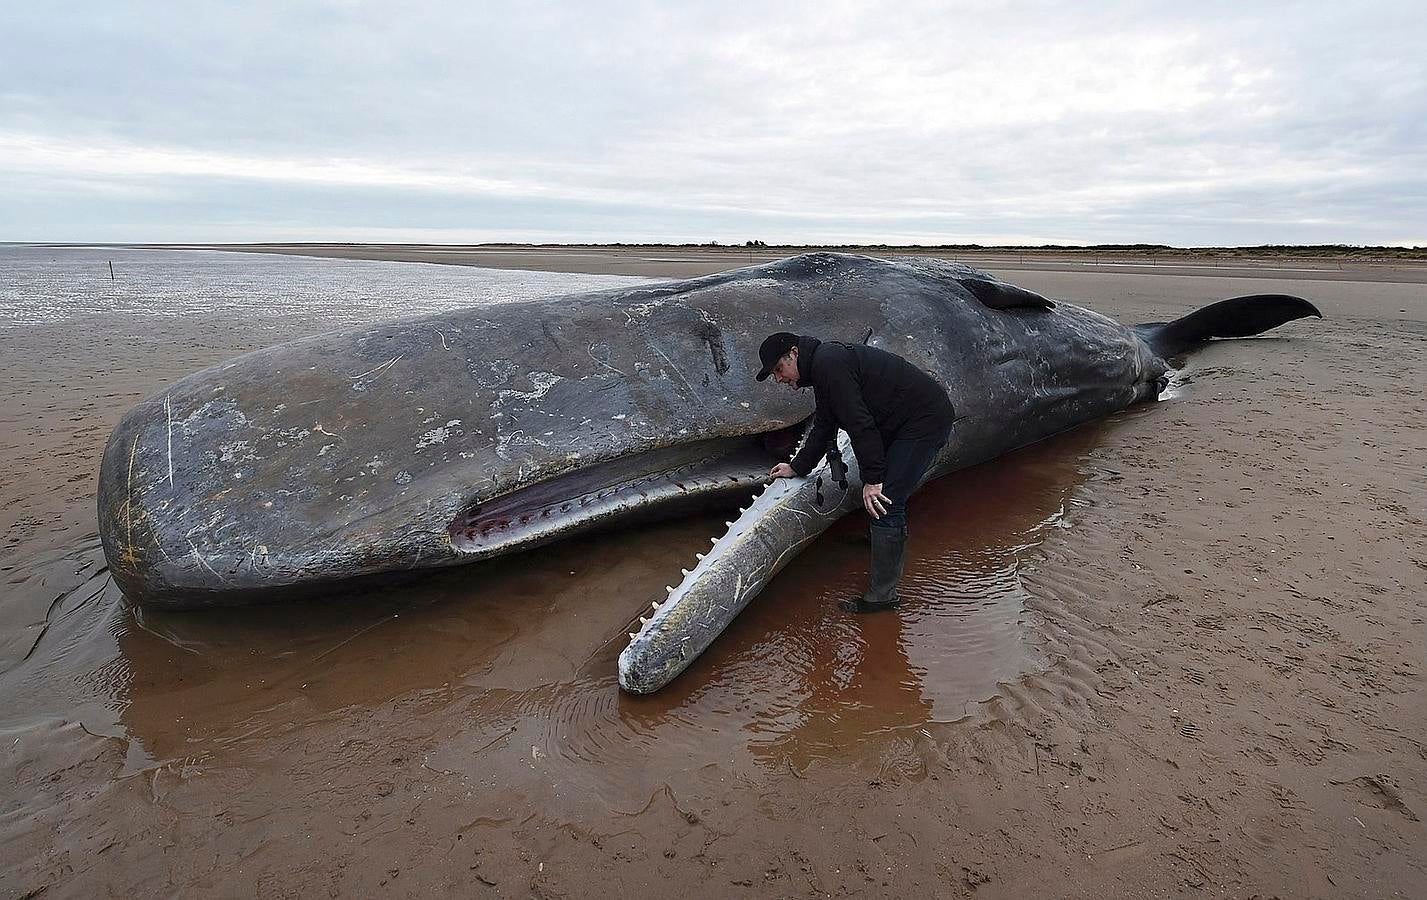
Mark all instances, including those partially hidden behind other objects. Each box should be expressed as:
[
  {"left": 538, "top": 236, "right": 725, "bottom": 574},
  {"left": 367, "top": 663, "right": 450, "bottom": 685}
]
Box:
[{"left": 3, "top": 1, "right": 1423, "bottom": 246}]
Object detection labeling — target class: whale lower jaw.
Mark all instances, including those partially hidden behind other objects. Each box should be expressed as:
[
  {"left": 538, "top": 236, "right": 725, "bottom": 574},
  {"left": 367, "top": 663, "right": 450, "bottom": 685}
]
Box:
[{"left": 619, "top": 433, "right": 859, "bottom": 694}]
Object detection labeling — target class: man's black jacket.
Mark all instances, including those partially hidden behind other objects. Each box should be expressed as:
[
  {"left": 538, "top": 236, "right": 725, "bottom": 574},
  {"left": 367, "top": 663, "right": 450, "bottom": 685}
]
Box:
[{"left": 787, "top": 336, "right": 954, "bottom": 484}]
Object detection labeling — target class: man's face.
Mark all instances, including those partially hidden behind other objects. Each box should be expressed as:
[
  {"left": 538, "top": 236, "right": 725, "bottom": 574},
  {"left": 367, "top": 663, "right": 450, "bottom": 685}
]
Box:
[{"left": 771, "top": 349, "right": 799, "bottom": 386}]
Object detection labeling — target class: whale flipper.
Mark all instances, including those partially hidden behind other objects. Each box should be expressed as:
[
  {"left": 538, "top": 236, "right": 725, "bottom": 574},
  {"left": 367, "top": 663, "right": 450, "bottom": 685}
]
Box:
[{"left": 1135, "top": 293, "right": 1322, "bottom": 359}]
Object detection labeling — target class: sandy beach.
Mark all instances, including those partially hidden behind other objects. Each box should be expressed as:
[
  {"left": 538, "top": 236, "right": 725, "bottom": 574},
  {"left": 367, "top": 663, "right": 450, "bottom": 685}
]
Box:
[{"left": 2, "top": 245, "right": 1424, "bottom": 898}]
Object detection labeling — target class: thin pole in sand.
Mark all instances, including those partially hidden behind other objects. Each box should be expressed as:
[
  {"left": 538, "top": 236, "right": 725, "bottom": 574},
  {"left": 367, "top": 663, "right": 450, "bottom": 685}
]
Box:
[{"left": 108, "top": 260, "right": 115, "bottom": 280}]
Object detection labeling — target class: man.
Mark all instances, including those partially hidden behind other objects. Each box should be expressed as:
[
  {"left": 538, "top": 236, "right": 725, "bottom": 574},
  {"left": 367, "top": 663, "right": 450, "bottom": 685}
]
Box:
[{"left": 757, "top": 332, "right": 955, "bottom": 613}]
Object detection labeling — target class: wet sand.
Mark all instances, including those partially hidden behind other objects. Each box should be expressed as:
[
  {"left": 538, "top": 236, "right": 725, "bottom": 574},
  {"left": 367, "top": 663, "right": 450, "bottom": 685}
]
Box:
[{"left": 2, "top": 248, "right": 1424, "bottom": 897}]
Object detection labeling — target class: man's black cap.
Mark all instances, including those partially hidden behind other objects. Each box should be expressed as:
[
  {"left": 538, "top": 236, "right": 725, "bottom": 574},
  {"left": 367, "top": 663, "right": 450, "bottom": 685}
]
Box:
[{"left": 756, "top": 332, "right": 799, "bottom": 381}]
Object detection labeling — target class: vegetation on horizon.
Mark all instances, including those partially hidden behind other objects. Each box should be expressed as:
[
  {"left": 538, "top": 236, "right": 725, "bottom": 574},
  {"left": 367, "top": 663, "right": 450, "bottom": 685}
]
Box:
[
  {"left": 195, "top": 240, "right": 1427, "bottom": 261},
  {"left": 470, "top": 241, "right": 1427, "bottom": 260}
]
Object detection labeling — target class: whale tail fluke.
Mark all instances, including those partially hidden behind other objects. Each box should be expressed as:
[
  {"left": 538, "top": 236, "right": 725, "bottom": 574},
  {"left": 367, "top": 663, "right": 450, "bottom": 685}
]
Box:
[{"left": 1135, "top": 293, "right": 1322, "bottom": 359}]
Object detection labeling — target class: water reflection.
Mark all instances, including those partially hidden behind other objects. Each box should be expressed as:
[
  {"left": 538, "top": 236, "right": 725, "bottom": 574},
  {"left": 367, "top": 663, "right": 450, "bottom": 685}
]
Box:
[
  {"left": 723, "top": 421, "right": 1107, "bottom": 774},
  {"left": 102, "top": 420, "right": 1109, "bottom": 797}
]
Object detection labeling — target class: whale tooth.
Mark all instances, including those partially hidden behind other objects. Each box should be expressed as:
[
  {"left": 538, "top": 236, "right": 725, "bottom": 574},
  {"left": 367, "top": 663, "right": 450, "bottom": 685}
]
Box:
[
  {"left": 665, "top": 585, "right": 674, "bottom": 593},
  {"left": 725, "top": 521, "right": 733, "bottom": 527},
  {"left": 639, "top": 616, "right": 649, "bottom": 625},
  {"left": 628, "top": 632, "right": 638, "bottom": 640},
  {"left": 710, "top": 536, "right": 718, "bottom": 544},
  {"left": 680, "top": 568, "right": 689, "bottom": 576},
  {"left": 695, "top": 552, "right": 704, "bottom": 560},
  {"left": 651, "top": 600, "right": 660, "bottom": 611}
]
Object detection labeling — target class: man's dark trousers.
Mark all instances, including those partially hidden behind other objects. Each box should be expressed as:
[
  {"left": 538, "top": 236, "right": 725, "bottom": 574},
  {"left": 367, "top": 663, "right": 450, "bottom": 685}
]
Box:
[
  {"left": 872, "top": 424, "right": 952, "bottom": 531},
  {"left": 858, "top": 422, "right": 952, "bottom": 609}
]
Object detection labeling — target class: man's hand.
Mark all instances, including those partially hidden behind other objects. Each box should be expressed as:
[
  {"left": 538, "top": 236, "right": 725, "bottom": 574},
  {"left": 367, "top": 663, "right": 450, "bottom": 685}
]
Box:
[
  {"left": 768, "top": 462, "right": 796, "bottom": 480},
  {"left": 863, "top": 483, "right": 889, "bottom": 518}
]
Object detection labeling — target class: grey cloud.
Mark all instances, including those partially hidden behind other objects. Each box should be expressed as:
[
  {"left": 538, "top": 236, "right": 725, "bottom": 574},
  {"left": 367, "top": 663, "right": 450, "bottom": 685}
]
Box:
[{"left": 2, "top": 1, "right": 1423, "bottom": 244}]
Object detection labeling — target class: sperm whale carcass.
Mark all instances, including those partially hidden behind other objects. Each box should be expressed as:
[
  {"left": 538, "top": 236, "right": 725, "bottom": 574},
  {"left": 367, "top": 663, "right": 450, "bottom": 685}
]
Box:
[{"left": 96, "top": 253, "right": 1320, "bottom": 692}]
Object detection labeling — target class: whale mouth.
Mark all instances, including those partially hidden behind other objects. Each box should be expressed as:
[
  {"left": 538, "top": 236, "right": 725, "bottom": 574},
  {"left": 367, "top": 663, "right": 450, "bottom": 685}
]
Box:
[{"left": 447, "top": 421, "right": 807, "bottom": 557}]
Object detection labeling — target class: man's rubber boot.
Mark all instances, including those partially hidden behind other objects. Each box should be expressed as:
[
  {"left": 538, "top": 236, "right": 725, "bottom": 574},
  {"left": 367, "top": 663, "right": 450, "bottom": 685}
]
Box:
[{"left": 840, "top": 525, "right": 907, "bottom": 613}]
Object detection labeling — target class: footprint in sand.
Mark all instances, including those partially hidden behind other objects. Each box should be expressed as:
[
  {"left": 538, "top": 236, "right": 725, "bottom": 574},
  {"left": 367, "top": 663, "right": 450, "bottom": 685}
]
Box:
[{"left": 1333, "top": 774, "right": 1421, "bottom": 822}]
